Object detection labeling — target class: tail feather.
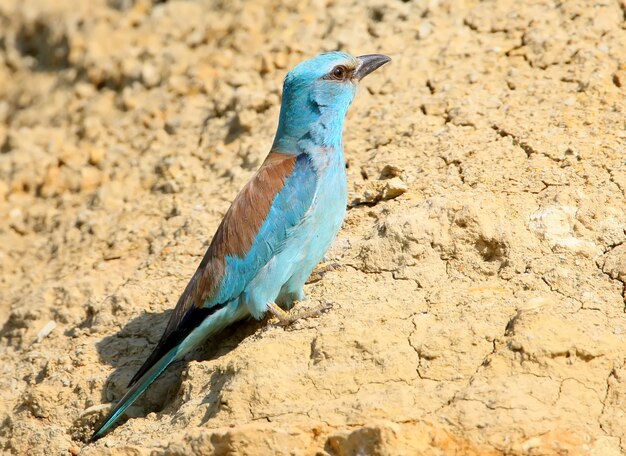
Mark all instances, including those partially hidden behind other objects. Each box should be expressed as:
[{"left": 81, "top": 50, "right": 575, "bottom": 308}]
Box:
[
  {"left": 127, "top": 304, "right": 226, "bottom": 388},
  {"left": 90, "top": 347, "right": 178, "bottom": 441},
  {"left": 90, "top": 301, "right": 243, "bottom": 441}
]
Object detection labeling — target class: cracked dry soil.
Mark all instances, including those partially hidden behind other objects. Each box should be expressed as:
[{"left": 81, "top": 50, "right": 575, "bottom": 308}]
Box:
[{"left": 1, "top": 0, "right": 625, "bottom": 455}]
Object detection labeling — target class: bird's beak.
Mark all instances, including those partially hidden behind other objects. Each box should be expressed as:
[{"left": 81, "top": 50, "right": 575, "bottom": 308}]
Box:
[{"left": 354, "top": 54, "right": 391, "bottom": 81}]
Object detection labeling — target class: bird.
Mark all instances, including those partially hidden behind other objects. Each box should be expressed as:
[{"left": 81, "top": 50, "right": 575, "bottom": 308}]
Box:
[{"left": 90, "top": 51, "right": 391, "bottom": 441}]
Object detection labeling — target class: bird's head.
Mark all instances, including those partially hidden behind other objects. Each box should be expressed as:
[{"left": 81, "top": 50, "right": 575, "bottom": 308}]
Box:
[{"left": 273, "top": 51, "right": 391, "bottom": 152}]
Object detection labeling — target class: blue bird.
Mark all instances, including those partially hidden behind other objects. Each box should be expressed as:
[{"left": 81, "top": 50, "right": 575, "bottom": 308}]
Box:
[{"left": 91, "top": 51, "right": 390, "bottom": 440}]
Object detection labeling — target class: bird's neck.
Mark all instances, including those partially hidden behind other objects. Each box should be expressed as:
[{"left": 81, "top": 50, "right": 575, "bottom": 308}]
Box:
[{"left": 272, "top": 98, "right": 346, "bottom": 154}]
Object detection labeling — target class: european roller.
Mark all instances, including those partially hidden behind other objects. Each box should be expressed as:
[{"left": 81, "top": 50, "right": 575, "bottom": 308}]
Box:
[{"left": 91, "top": 51, "right": 390, "bottom": 440}]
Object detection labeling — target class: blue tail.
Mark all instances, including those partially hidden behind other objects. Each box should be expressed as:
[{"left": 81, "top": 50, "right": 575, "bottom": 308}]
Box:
[
  {"left": 90, "top": 347, "right": 178, "bottom": 441},
  {"left": 89, "top": 301, "right": 243, "bottom": 441}
]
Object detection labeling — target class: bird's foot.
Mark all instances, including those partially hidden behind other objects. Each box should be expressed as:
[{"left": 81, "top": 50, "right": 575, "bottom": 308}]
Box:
[
  {"left": 267, "top": 302, "right": 292, "bottom": 325},
  {"left": 267, "top": 302, "right": 333, "bottom": 326}
]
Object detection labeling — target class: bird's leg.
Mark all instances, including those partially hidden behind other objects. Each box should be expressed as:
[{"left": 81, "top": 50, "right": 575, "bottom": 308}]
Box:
[{"left": 267, "top": 302, "right": 333, "bottom": 326}]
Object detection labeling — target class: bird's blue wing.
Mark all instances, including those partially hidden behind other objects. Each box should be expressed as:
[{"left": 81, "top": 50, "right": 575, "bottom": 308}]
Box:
[
  {"left": 211, "top": 153, "right": 318, "bottom": 304},
  {"left": 127, "top": 152, "right": 317, "bottom": 386}
]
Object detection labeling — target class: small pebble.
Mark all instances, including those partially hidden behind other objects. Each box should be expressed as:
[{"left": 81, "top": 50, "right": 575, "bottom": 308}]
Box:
[{"left": 36, "top": 321, "right": 56, "bottom": 343}]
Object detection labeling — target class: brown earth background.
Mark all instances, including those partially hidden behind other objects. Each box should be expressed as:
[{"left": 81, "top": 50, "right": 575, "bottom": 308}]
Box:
[{"left": 1, "top": 0, "right": 625, "bottom": 454}]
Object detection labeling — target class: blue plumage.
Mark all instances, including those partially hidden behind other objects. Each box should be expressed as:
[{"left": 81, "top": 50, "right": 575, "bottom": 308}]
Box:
[{"left": 91, "top": 51, "right": 390, "bottom": 441}]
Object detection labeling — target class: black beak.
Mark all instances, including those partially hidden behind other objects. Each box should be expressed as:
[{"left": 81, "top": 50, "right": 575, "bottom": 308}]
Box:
[{"left": 355, "top": 54, "right": 391, "bottom": 80}]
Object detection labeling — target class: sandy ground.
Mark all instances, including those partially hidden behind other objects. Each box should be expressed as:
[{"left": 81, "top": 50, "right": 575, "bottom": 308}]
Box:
[{"left": 1, "top": 0, "right": 625, "bottom": 454}]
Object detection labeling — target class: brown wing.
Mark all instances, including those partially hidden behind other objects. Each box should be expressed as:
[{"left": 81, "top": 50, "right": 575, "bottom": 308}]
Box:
[{"left": 127, "top": 151, "right": 297, "bottom": 386}]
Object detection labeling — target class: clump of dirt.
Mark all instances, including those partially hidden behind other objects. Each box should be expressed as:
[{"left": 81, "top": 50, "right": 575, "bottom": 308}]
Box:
[{"left": 1, "top": 0, "right": 625, "bottom": 455}]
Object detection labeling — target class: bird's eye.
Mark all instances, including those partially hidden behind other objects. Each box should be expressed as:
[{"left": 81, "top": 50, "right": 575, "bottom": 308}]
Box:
[{"left": 331, "top": 65, "right": 347, "bottom": 80}]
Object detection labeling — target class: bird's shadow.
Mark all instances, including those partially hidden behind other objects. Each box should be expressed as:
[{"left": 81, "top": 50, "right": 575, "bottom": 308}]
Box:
[{"left": 93, "top": 308, "right": 265, "bottom": 430}]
